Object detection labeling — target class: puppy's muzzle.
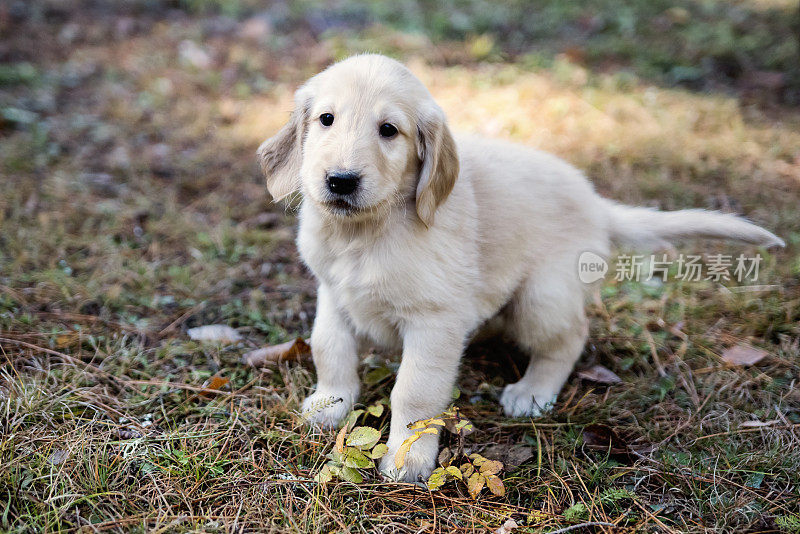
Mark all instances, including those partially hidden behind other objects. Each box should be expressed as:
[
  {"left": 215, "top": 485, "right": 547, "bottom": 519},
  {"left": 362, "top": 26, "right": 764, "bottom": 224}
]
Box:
[{"left": 326, "top": 170, "right": 361, "bottom": 196}]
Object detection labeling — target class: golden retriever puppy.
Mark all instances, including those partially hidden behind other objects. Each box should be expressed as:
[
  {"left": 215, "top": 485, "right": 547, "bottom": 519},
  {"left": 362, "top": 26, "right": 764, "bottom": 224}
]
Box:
[{"left": 257, "top": 54, "right": 783, "bottom": 482}]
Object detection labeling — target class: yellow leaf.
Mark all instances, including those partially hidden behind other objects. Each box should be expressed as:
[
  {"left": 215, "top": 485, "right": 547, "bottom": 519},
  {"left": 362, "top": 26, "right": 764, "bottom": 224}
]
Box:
[
  {"left": 427, "top": 468, "right": 447, "bottom": 490},
  {"left": 445, "top": 465, "right": 463, "bottom": 480},
  {"left": 460, "top": 463, "right": 475, "bottom": 477},
  {"left": 335, "top": 426, "right": 347, "bottom": 454},
  {"left": 480, "top": 460, "right": 503, "bottom": 476},
  {"left": 408, "top": 419, "right": 428, "bottom": 430},
  {"left": 486, "top": 474, "right": 505, "bottom": 497},
  {"left": 470, "top": 453, "right": 487, "bottom": 467},
  {"left": 394, "top": 433, "right": 421, "bottom": 469},
  {"left": 467, "top": 472, "right": 485, "bottom": 499}
]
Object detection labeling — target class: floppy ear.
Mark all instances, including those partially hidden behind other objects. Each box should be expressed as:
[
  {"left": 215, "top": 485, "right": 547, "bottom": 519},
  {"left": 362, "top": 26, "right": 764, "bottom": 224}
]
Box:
[
  {"left": 257, "top": 89, "right": 311, "bottom": 201},
  {"left": 415, "top": 105, "right": 459, "bottom": 227}
]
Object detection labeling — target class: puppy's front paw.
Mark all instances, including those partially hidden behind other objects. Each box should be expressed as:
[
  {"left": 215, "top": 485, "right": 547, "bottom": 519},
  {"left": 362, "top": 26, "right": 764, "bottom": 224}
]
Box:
[
  {"left": 380, "top": 434, "right": 438, "bottom": 483},
  {"left": 301, "top": 389, "right": 355, "bottom": 429},
  {"left": 500, "top": 381, "right": 557, "bottom": 418}
]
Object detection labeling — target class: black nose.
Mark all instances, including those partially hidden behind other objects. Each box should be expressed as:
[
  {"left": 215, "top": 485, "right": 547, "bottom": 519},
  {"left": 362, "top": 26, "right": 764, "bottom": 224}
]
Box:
[{"left": 326, "top": 170, "right": 360, "bottom": 195}]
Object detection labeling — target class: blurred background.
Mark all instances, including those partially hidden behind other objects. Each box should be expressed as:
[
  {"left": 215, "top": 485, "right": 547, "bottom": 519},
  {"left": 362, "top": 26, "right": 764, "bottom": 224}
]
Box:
[
  {"left": 2, "top": 1, "right": 800, "bottom": 531},
  {"left": 2, "top": 0, "right": 798, "bottom": 334}
]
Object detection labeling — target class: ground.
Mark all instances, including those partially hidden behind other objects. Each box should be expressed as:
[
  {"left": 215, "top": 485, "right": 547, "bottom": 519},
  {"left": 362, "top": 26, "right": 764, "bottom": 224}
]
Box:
[{"left": 1, "top": 1, "right": 800, "bottom": 532}]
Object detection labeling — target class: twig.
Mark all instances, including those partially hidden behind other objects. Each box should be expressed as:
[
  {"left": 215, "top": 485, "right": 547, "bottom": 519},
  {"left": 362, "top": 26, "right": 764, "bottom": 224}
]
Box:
[{"left": 543, "top": 522, "right": 618, "bottom": 534}]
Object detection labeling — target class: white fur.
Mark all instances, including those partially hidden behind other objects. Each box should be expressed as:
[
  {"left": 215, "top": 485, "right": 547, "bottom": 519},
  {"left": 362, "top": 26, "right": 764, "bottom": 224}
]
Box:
[{"left": 257, "top": 54, "right": 783, "bottom": 482}]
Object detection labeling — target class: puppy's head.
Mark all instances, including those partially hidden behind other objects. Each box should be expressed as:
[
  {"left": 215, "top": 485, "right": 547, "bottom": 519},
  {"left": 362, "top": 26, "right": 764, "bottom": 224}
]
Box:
[{"left": 257, "top": 54, "right": 458, "bottom": 227}]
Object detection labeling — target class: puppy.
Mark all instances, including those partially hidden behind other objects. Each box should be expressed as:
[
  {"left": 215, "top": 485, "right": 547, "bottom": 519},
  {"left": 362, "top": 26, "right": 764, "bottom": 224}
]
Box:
[{"left": 257, "top": 54, "right": 783, "bottom": 482}]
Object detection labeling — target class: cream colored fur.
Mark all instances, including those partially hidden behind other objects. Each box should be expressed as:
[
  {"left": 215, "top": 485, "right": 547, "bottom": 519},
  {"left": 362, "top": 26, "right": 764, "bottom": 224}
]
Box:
[{"left": 257, "top": 54, "right": 783, "bottom": 482}]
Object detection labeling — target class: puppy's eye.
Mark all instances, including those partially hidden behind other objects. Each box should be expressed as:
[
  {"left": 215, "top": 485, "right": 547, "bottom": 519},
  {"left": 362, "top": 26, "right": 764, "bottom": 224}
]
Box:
[
  {"left": 379, "top": 123, "right": 398, "bottom": 138},
  {"left": 320, "top": 113, "right": 334, "bottom": 127}
]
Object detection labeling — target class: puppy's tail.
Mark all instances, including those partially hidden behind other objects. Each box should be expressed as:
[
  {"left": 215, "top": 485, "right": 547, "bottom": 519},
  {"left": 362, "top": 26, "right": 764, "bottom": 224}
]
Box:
[{"left": 604, "top": 200, "right": 785, "bottom": 249}]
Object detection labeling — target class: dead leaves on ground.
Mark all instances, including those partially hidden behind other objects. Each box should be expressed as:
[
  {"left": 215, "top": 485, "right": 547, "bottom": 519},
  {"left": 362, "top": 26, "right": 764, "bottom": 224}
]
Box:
[
  {"left": 720, "top": 344, "right": 768, "bottom": 366},
  {"left": 576, "top": 364, "right": 621, "bottom": 385},
  {"left": 482, "top": 443, "right": 534, "bottom": 471},
  {"left": 397, "top": 407, "right": 506, "bottom": 499},
  {"left": 396, "top": 408, "right": 474, "bottom": 469},
  {"left": 242, "top": 337, "right": 311, "bottom": 366},
  {"left": 199, "top": 375, "right": 230, "bottom": 398},
  {"left": 430, "top": 452, "right": 505, "bottom": 498},
  {"left": 581, "top": 423, "right": 653, "bottom": 462},
  {"left": 185, "top": 324, "right": 311, "bottom": 366}
]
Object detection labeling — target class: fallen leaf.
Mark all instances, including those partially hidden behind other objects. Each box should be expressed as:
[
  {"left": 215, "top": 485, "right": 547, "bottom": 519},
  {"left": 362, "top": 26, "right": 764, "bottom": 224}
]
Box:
[
  {"left": 581, "top": 424, "right": 630, "bottom": 456},
  {"left": 117, "top": 428, "right": 142, "bottom": 439},
  {"left": 721, "top": 345, "right": 768, "bottom": 366},
  {"left": 187, "top": 324, "right": 242, "bottom": 343},
  {"left": 482, "top": 444, "right": 534, "bottom": 471},
  {"left": 739, "top": 419, "right": 780, "bottom": 428},
  {"left": 199, "top": 375, "right": 230, "bottom": 398},
  {"left": 494, "top": 518, "right": 517, "bottom": 534},
  {"left": 577, "top": 364, "right": 621, "bottom": 384},
  {"left": 242, "top": 337, "right": 311, "bottom": 366},
  {"left": 48, "top": 449, "right": 68, "bottom": 465}
]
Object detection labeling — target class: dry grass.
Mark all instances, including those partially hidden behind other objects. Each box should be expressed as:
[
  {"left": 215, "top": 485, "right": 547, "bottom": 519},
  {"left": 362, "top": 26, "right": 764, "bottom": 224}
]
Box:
[{"left": 1, "top": 1, "right": 799, "bottom": 532}]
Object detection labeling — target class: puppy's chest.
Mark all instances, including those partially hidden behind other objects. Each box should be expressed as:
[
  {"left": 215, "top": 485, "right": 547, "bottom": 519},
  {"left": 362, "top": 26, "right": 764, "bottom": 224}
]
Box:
[
  {"left": 300, "top": 236, "right": 428, "bottom": 335},
  {"left": 306, "top": 243, "right": 413, "bottom": 306}
]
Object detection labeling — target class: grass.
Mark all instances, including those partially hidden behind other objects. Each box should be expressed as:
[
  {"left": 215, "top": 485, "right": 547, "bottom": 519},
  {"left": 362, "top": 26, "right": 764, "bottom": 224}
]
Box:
[{"left": 1, "top": 0, "right": 799, "bottom": 531}]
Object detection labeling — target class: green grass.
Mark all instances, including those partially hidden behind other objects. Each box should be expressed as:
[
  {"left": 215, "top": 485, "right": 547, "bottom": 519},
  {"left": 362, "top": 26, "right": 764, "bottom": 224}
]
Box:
[{"left": 1, "top": 0, "right": 799, "bottom": 532}]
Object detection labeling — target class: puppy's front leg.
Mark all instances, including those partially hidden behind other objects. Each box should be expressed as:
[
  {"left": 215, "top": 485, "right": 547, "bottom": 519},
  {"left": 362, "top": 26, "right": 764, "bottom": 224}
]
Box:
[
  {"left": 301, "top": 284, "right": 359, "bottom": 428},
  {"left": 381, "top": 320, "right": 466, "bottom": 482}
]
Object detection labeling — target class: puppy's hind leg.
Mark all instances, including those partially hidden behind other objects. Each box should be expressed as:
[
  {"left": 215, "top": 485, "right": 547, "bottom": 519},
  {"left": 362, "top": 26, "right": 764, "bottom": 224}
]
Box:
[{"left": 500, "top": 274, "right": 588, "bottom": 418}]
